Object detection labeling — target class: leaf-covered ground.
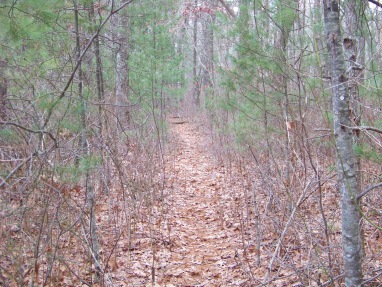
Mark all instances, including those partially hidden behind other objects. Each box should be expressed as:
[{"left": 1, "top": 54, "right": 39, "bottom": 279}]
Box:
[
  {"left": 100, "top": 116, "right": 382, "bottom": 287},
  {"left": 108, "top": 118, "right": 249, "bottom": 286},
  {"left": 5, "top": 115, "right": 382, "bottom": 286}
]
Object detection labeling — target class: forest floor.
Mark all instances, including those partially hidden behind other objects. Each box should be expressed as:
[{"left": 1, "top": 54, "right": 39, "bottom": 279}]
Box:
[
  {"left": 54, "top": 113, "right": 382, "bottom": 287},
  {"left": 3, "top": 114, "right": 382, "bottom": 286},
  {"left": 109, "top": 116, "right": 250, "bottom": 286}
]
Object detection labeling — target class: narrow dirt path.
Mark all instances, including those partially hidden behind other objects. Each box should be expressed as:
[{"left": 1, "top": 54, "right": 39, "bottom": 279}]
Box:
[{"left": 158, "top": 118, "right": 247, "bottom": 286}]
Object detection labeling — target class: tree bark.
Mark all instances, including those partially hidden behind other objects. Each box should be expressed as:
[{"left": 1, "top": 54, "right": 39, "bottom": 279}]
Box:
[
  {"left": 276, "top": 0, "right": 297, "bottom": 189},
  {"left": 193, "top": 0, "right": 200, "bottom": 107},
  {"left": 0, "top": 59, "right": 7, "bottom": 121},
  {"left": 89, "top": 1, "right": 109, "bottom": 194},
  {"left": 200, "top": 1, "right": 214, "bottom": 100},
  {"left": 323, "top": 0, "right": 363, "bottom": 285},
  {"left": 74, "top": 0, "right": 101, "bottom": 281},
  {"left": 343, "top": 0, "right": 365, "bottom": 189},
  {"left": 115, "top": 0, "right": 130, "bottom": 130}
]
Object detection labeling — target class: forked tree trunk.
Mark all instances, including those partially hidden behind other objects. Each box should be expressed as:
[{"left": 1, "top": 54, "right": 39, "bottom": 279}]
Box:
[{"left": 322, "top": 0, "right": 363, "bottom": 285}]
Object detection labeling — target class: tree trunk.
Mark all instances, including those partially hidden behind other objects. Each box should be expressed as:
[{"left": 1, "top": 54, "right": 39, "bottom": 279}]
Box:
[
  {"left": 343, "top": 0, "right": 365, "bottom": 185},
  {"left": 73, "top": 0, "right": 86, "bottom": 154},
  {"left": 323, "top": 0, "right": 363, "bottom": 285},
  {"left": 89, "top": 1, "right": 109, "bottom": 195},
  {"left": 0, "top": 59, "right": 7, "bottom": 121},
  {"left": 74, "top": 0, "right": 101, "bottom": 281},
  {"left": 115, "top": 0, "right": 130, "bottom": 129},
  {"left": 343, "top": 0, "right": 366, "bottom": 260},
  {"left": 90, "top": 2, "right": 105, "bottom": 134},
  {"left": 200, "top": 2, "right": 214, "bottom": 100},
  {"left": 276, "top": 0, "right": 297, "bottom": 189},
  {"left": 193, "top": 0, "right": 200, "bottom": 107}
]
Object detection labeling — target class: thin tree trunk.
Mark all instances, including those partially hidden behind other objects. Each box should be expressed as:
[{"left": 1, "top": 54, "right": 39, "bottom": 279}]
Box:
[
  {"left": 277, "top": 0, "right": 296, "bottom": 190},
  {"left": 73, "top": 0, "right": 86, "bottom": 154},
  {"left": 0, "top": 59, "right": 7, "bottom": 121},
  {"left": 89, "top": 1, "right": 109, "bottom": 195},
  {"left": 115, "top": 0, "right": 130, "bottom": 130},
  {"left": 90, "top": 3, "right": 105, "bottom": 134},
  {"left": 201, "top": 7, "right": 214, "bottom": 96},
  {"left": 344, "top": 0, "right": 365, "bottom": 188},
  {"left": 193, "top": 0, "right": 200, "bottom": 107},
  {"left": 343, "top": 0, "right": 366, "bottom": 260},
  {"left": 323, "top": 0, "right": 363, "bottom": 285},
  {"left": 74, "top": 0, "right": 101, "bottom": 281}
]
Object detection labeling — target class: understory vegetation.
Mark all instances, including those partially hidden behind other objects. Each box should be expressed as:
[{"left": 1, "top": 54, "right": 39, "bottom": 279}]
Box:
[{"left": 1, "top": 0, "right": 382, "bottom": 286}]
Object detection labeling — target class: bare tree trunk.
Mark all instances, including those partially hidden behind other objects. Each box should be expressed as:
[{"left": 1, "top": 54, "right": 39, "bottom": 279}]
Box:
[
  {"left": 0, "top": 59, "right": 7, "bottom": 121},
  {"left": 74, "top": 0, "right": 101, "bottom": 281},
  {"left": 343, "top": 0, "right": 366, "bottom": 260},
  {"left": 200, "top": 8, "right": 214, "bottom": 99},
  {"left": 73, "top": 0, "right": 86, "bottom": 154},
  {"left": 343, "top": 0, "right": 365, "bottom": 184},
  {"left": 193, "top": 0, "right": 200, "bottom": 107},
  {"left": 323, "top": 0, "right": 363, "bottom": 285},
  {"left": 277, "top": 0, "right": 297, "bottom": 190},
  {"left": 115, "top": 0, "right": 130, "bottom": 130},
  {"left": 90, "top": 3, "right": 105, "bottom": 134},
  {"left": 89, "top": 1, "right": 109, "bottom": 195}
]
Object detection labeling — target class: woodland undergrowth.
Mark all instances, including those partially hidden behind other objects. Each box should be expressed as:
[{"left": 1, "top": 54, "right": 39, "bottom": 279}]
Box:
[{"left": 1, "top": 106, "right": 382, "bottom": 287}]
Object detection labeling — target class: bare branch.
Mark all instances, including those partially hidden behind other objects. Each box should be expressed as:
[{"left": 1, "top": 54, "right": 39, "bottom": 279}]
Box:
[
  {"left": 0, "top": 152, "right": 37, "bottom": 188},
  {"left": 0, "top": 121, "right": 57, "bottom": 147},
  {"left": 218, "top": 0, "right": 236, "bottom": 18},
  {"left": 342, "top": 125, "right": 382, "bottom": 134},
  {"left": 356, "top": 182, "right": 382, "bottom": 200}
]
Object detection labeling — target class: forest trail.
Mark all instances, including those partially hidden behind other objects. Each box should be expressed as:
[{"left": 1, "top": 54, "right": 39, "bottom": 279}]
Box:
[
  {"left": 121, "top": 117, "right": 249, "bottom": 286},
  {"left": 156, "top": 118, "right": 247, "bottom": 286}
]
